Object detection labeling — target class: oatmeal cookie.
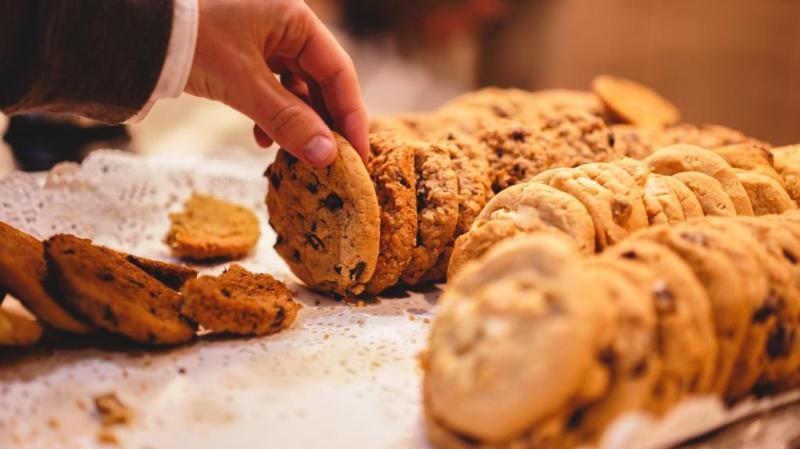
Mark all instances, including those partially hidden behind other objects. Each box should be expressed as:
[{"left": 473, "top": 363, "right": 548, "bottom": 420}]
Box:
[
  {"left": 45, "top": 235, "right": 196, "bottom": 345},
  {"left": 266, "top": 134, "right": 381, "bottom": 296},
  {"left": 181, "top": 264, "right": 300, "bottom": 336},
  {"left": 480, "top": 119, "right": 557, "bottom": 192},
  {"left": 166, "top": 193, "right": 261, "bottom": 261}
]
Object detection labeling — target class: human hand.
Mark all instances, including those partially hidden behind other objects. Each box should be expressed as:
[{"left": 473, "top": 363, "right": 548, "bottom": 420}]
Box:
[{"left": 187, "top": 0, "right": 369, "bottom": 167}]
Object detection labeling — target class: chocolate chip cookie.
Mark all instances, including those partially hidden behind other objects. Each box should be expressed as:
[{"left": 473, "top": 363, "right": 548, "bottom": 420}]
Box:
[
  {"left": 672, "top": 172, "right": 737, "bottom": 217},
  {"left": 480, "top": 119, "right": 557, "bottom": 192},
  {"left": 642, "top": 174, "right": 687, "bottom": 225},
  {"left": 736, "top": 171, "right": 797, "bottom": 216},
  {"left": 266, "top": 134, "right": 381, "bottom": 296},
  {"left": 181, "top": 264, "right": 300, "bottom": 336},
  {"left": 711, "top": 143, "right": 783, "bottom": 186}
]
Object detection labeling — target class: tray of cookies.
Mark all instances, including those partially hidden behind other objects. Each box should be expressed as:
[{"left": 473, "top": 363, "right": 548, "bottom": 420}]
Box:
[{"left": 3, "top": 75, "right": 800, "bottom": 449}]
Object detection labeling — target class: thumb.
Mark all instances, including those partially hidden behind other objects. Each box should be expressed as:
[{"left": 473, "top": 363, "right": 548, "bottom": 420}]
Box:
[{"left": 235, "top": 68, "right": 337, "bottom": 167}]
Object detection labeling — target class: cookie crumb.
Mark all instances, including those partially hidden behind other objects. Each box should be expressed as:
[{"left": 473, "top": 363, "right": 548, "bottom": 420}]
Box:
[
  {"left": 96, "top": 428, "right": 119, "bottom": 446},
  {"left": 93, "top": 393, "right": 132, "bottom": 426}
]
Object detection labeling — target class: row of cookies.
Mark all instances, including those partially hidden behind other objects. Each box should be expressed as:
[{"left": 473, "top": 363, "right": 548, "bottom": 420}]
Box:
[
  {"left": 424, "top": 210, "right": 800, "bottom": 449},
  {"left": 449, "top": 144, "right": 798, "bottom": 277},
  {"left": 0, "top": 221, "right": 298, "bottom": 347}
]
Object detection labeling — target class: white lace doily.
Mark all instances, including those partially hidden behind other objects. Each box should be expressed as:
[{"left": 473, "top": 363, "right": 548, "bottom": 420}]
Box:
[{"left": 0, "top": 149, "right": 797, "bottom": 449}]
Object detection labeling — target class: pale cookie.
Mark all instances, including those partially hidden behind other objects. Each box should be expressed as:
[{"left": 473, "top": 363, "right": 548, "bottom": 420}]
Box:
[
  {"left": 672, "top": 172, "right": 737, "bottom": 217},
  {"left": 664, "top": 175, "right": 705, "bottom": 219},
  {"left": 591, "top": 75, "right": 680, "bottom": 128},
  {"left": 643, "top": 174, "right": 686, "bottom": 225},
  {"left": 0, "top": 307, "right": 43, "bottom": 346},
  {"left": 611, "top": 157, "right": 650, "bottom": 187},
  {"left": 426, "top": 234, "right": 614, "bottom": 444},
  {"left": 711, "top": 143, "right": 783, "bottom": 186},
  {"left": 576, "top": 162, "right": 649, "bottom": 233},
  {"left": 364, "top": 133, "right": 418, "bottom": 294},
  {"left": 166, "top": 193, "right": 261, "bottom": 261},
  {"left": 645, "top": 144, "right": 754, "bottom": 215},
  {"left": 473, "top": 182, "right": 596, "bottom": 254},
  {"left": 631, "top": 225, "right": 750, "bottom": 394},
  {"left": 675, "top": 219, "right": 772, "bottom": 401},
  {"left": 421, "top": 132, "right": 493, "bottom": 283},
  {"left": 480, "top": 119, "right": 557, "bottom": 192},
  {"left": 266, "top": 134, "right": 381, "bottom": 296},
  {"left": 604, "top": 240, "right": 717, "bottom": 412},
  {"left": 771, "top": 145, "right": 800, "bottom": 204},
  {"left": 45, "top": 235, "right": 196, "bottom": 345},
  {"left": 401, "top": 141, "right": 460, "bottom": 286},
  {"left": 735, "top": 170, "right": 797, "bottom": 216},
  {"left": 181, "top": 264, "right": 300, "bottom": 336},
  {"left": 0, "top": 221, "right": 92, "bottom": 334}
]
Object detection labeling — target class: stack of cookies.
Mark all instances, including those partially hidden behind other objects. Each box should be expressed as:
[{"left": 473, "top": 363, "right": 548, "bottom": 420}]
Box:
[
  {"left": 449, "top": 144, "right": 799, "bottom": 277},
  {"left": 424, "top": 211, "right": 800, "bottom": 449},
  {"left": 0, "top": 222, "right": 299, "bottom": 347},
  {"left": 267, "top": 75, "right": 791, "bottom": 296}
]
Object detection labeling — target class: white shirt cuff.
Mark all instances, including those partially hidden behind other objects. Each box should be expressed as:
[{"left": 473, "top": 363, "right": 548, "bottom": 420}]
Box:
[{"left": 128, "top": 0, "right": 199, "bottom": 123}]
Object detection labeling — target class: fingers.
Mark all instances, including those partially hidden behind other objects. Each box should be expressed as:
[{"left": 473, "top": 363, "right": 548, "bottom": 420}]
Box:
[
  {"left": 253, "top": 125, "right": 273, "bottom": 148},
  {"left": 295, "top": 15, "right": 369, "bottom": 162},
  {"left": 236, "top": 64, "right": 337, "bottom": 167}
]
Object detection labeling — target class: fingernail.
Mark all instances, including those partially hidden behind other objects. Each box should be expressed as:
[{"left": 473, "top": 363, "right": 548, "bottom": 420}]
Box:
[{"left": 303, "top": 136, "right": 335, "bottom": 165}]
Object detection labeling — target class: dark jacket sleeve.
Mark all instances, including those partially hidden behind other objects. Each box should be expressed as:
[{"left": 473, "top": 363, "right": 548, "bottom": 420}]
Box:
[{"left": 0, "top": 0, "right": 174, "bottom": 123}]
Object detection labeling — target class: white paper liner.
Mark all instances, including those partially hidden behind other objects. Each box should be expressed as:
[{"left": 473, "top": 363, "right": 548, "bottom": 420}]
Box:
[{"left": 0, "top": 149, "right": 797, "bottom": 449}]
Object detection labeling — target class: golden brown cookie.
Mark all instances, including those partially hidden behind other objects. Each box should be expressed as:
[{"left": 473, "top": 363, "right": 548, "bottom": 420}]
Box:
[
  {"left": 645, "top": 144, "right": 754, "bottom": 215},
  {"left": 591, "top": 75, "right": 680, "bottom": 128},
  {"left": 166, "top": 193, "right": 261, "bottom": 261},
  {"left": 672, "top": 172, "right": 737, "bottom": 217},
  {"left": 611, "top": 157, "right": 650, "bottom": 187},
  {"left": 266, "top": 134, "right": 381, "bottom": 296},
  {"left": 474, "top": 182, "right": 596, "bottom": 254},
  {"left": 479, "top": 119, "right": 557, "bottom": 193},
  {"left": 711, "top": 143, "right": 783, "bottom": 186},
  {"left": 0, "top": 222, "right": 92, "bottom": 334},
  {"left": 642, "top": 174, "right": 686, "bottom": 225},
  {"left": 181, "top": 264, "right": 300, "bottom": 336},
  {"left": 577, "top": 162, "right": 649, "bottom": 232},
  {"left": 0, "top": 307, "right": 43, "bottom": 346},
  {"left": 45, "top": 235, "right": 196, "bottom": 345},
  {"left": 771, "top": 145, "right": 800, "bottom": 204},
  {"left": 364, "top": 133, "right": 418, "bottom": 294},
  {"left": 664, "top": 175, "right": 706, "bottom": 220},
  {"left": 736, "top": 170, "right": 797, "bottom": 216},
  {"left": 631, "top": 225, "right": 750, "bottom": 394},
  {"left": 401, "top": 141, "right": 460, "bottom": 286},
  {"left": 603, "top": 240, "right": 717, "bottom": 412}
]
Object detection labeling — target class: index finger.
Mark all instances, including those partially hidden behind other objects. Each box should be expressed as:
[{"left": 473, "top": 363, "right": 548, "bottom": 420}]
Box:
[{"left": 297, "top": 16, "right": 369, "bottom": 161}]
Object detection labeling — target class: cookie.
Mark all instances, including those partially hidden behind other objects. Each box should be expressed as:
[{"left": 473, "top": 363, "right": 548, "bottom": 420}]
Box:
[
  {"left": 737, "top": 216, "right": 800, "bottom": 393},
  {"left": 672, "top": 172, "right": 737, "bottom": 217},
  {"left": 45, "top": 235, "right": 196, "bottom": 345},
  {"left": 591, "top": 75, "right": 680, "bottom": 128},
  {"left": 676, "top": 219, "right": 772, "bottom": 401},
  {"left": 473, "top": 182, "right": 596, "bottom": 254},
  {"left": 362, "top": 132, "right": 418, "bottom": 294},
  {"left": 663, "top": 175, "right": 705, "bottom": 220},
  {"left": 771, "top": 145, "right": 800, "bottom": 204},
  {"left": 610, "top": 124, "right": 760, "bottom": 160},
  {"left": 166, "top": 193, "right": 261, "bottom": 261},
  {"left": 400, "top": 141, "right": 460, "bottom": 286},
  {"left": 421, "top": 132, "right": 493, "bottom": 283},
  {"left": 0, "top": 307, "right": 43, "bottom": 346},
  {"left": 438, "top": 87, "right": 531, "bottom": 124},
  {"left": 119, "top": 255, "right": 197, "bottom": 291},
  {"left": 611, "top": 157, "right": 650, "bottom": 187},
  {"left": 0, "top": 222, "right": 92, "bottom": 334},
  {"left": 181, "top": 264, "right": 300, "bottom": 336},
  {"left": 426, "top": 234, "right": 614, "bottom": 444},
  {"left": 535, "top": 108, "right": 621, "bottom": 168},
  {"left": 576, "top": 162, "right": 649, "bottom": 232},
  {"left": 266, "top": 134, "right": 381, "bottom": 296},
  {"left": 603, "top": 240, "right": 717, "bottom": 412},
  {"left": 524, "top": 89, "right": 604, "bottom": 117},
  {"left": 642, "top": 174, "right": 686, "bottom": 225},
  {"left": 480, "top": 119, "right": 557, "bottom": 192},
  {"left": 711, "top": 143, "right": 783, "bottom": 186},
  {"left": 645, "top": 144, "right": 754, "bottom": 216},
  {"left": 609, "top": 124, "right": 661, "bottom": 159},
  {"left": 631, "top": 225, "right": 750, "bottom": 394},
  {"left": 736, "top": 171, "right": 797, "bottom": 216}
]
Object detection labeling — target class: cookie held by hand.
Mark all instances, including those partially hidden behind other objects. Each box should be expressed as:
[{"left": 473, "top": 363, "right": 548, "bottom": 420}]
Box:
[{"left": 266, "top": 134, "right": 380, "bottom": 296}]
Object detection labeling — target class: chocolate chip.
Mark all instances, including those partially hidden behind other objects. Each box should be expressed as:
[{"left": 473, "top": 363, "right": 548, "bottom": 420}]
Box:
[
  {"left": 652, "top": 281, "right": 676, "bottom": 314},
  {"left": 96, "top": 270, "right": 114, "bottom": 282},
  {"left": 753, "top": 293, "right": 779, "bottom": 323},
  {"left": 510, "top": 130, "right": 526, "bottom": 142},
  {"left": 680, "top": 231, "right": 708, "bottom": 247},
  {"left": 783, "top": 249, "right": 798, "bottom": 264},
  {"left": 269, "top": 172, "right": 282, "bottom": 190},
  {"left": 567, "top": 407, "right": 587, "bottom": 429},
  {"left": 349, "top": 262, "right": 367, "bottom": 282},
  {"left": 320, "top": 193, "right": 344, "bottom": 212},
  {"left": 598, "top": 347, "right": 615, "bottom": 367},
  {"left": 608, "top": 133, "right": 616, "bottom": 148},
  {"left": 766, "top": 324, "right": 792, "bottom": 359},
  {"left": 611, "top": 199, "right": 632, "bottom": 223},
  {"left": 270, "top": 308, "right": 287, "bottom": 330},
  {"left": 103, "top": 306, "right": 118, "bottom": 326},
  {"left": 284, "top": 153, "right": 298, "bottom": 167},
  {"left": 292, "top": 250, "right": 301, "bottom": 262},
  {"left": 620, "top": 250, "right": 637, "bottom": 260},
  {"left": 306, "top": 233, "right": 325, "bottom": 250},
  {"left": 305, "top": 182, "right": 319, "bottom": 194},
  {"left": 333, "top": 264, "right": 342, "bottom": 274},
  {"left": 631, "top": 359, "right": 649, "bottom": 377},
  {"left": 221, "top": 288, "right": 232, "bottom": 298},
  {"left": 491, "top": 105, "right": 509, "bottom": 118}
]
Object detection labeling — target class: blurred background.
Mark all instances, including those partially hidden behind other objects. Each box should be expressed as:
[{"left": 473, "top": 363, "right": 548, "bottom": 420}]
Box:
[{"left": 2, "top": 0, "right": 799, "bottom": 174}]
